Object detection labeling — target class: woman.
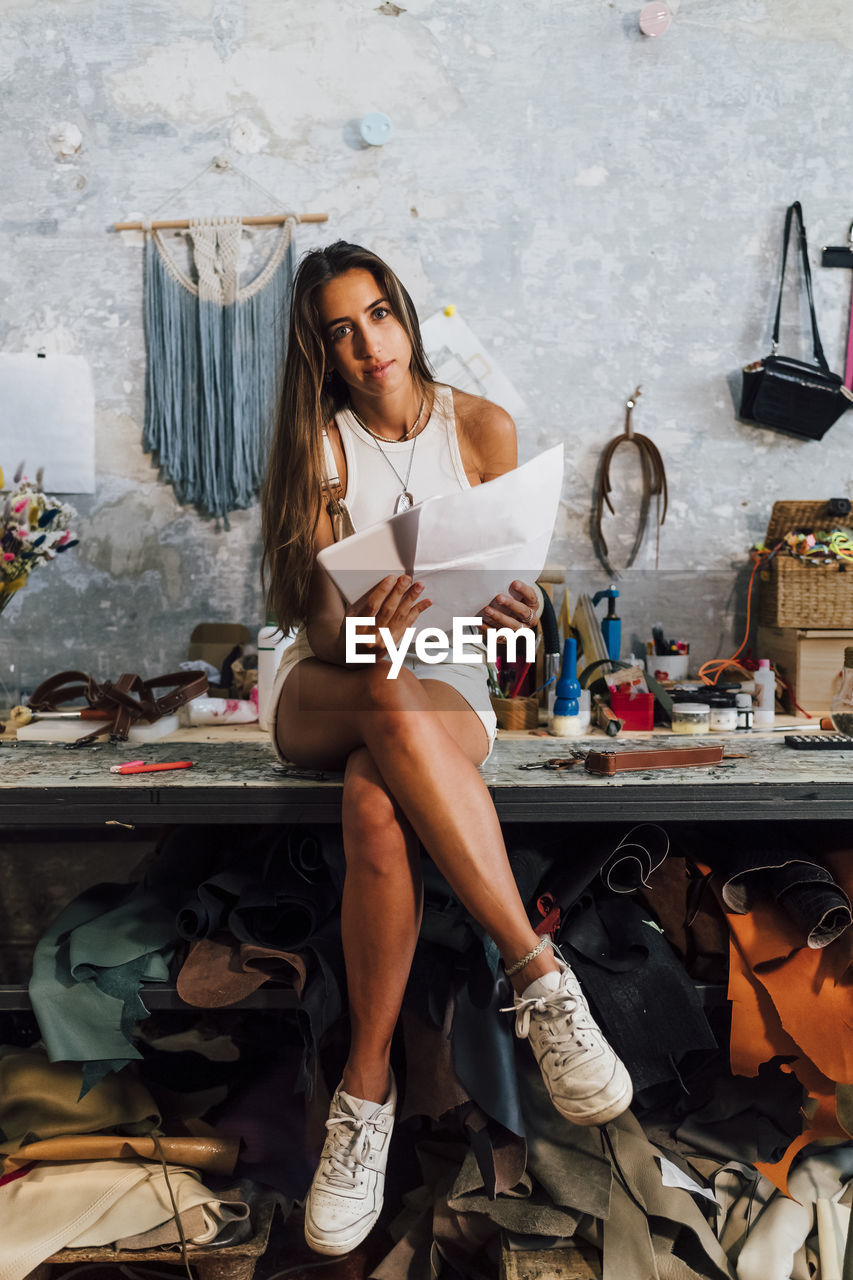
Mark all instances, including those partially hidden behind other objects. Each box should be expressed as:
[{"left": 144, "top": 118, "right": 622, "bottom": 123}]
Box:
[{"left": 261, "top": 242, "right": 631, "bottom": 1257}]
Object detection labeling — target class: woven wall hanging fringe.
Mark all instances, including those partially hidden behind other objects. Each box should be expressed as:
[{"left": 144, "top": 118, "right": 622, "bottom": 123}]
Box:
[{"left": 142, "top": 214, "right": 295, "bottom": 523}]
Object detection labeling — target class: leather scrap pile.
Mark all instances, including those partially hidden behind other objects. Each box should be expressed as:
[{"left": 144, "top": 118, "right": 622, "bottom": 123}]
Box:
[{"left": 2, "top": 820, "right": 850, "bottom": 1280}]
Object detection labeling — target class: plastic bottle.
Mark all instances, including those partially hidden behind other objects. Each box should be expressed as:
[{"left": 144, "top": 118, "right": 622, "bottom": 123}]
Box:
[
  {"left": 550, "top": 637, "right": 584, "bottom": 737},
  {"left": 752, "top": 659, "right": 776, "bottom": 728},
  {"left": 257, "top": 625, "right": 290, "bottom": 732},
  {"left": 829, "top": 646, "right": 853, "bottom": 735}
]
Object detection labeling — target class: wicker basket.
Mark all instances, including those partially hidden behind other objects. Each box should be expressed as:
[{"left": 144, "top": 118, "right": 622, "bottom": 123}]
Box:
[
  {"left": 490, "top": 694, "right": 539, "bottom": 730},
  {"left": 758, "top": 499, "right": 853, "bottom": 628}
]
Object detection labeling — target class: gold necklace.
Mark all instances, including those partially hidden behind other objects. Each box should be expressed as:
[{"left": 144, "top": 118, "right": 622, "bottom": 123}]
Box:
[
  {"left": 349, "top": 396, "right": 426, "bottom": 443},
  {"left": 349, "top": 398, "right": 425, "bottom": 513}
]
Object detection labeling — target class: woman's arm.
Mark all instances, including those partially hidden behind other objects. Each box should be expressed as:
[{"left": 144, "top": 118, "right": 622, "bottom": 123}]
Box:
[
  {"left": 304, "top": 502, "right": 350, "bottom": 664},
  {"left": 305, "top": 502, "right": 432, "bottom": 665}
]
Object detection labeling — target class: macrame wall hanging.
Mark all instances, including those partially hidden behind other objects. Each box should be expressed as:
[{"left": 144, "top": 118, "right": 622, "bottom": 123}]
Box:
[{"left": 116, "top": 158, "right": 328, "bottom": 525}]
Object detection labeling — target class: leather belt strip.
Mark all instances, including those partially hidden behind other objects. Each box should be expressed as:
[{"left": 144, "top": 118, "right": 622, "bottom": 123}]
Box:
[{"left": 592, "top": 386, "right": 668, "bottom": 576}]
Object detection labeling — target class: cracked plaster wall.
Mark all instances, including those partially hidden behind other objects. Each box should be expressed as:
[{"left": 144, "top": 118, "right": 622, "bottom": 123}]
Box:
[{"left": 3, "top": 0, "right": 853, "bottom": 688}]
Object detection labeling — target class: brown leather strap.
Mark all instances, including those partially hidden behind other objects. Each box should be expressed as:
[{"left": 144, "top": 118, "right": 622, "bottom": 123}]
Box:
[
  {"left": 584, "top": 745, "right": 724, "bottom": 775},
  {"left": 592, "top": 390, "right": 668, "bottom": 576},
  {"left": 28, "top": 669, "right": 208, "bottom": 745}
]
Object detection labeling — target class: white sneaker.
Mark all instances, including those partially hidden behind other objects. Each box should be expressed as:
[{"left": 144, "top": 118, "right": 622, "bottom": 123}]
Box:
[
  {"left": 504, "top": 957, "right": 633, "bottom": 1126},
  {"left": 303, "top": 1075, "right": 397, "bottom": 1255}
]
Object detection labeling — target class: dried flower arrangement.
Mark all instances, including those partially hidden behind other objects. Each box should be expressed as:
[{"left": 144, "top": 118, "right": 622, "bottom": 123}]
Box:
[{"left": 0, "top": 462, "right": 79, "bottom": 614}]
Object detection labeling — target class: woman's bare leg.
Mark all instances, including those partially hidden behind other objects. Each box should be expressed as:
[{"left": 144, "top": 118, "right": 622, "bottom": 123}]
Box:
[
  {"left": 278, "top": 660, "right": 556, "bottom": 1012},
  {"left": 339, "top": 746, "right": 423, "bottom": 1103}
]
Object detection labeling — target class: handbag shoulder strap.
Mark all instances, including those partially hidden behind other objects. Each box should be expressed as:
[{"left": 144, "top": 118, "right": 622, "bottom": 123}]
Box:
[
  {"left": 772, "top": 201, "right": 830, "bottom": 373},
  {"left": 321, "top": 427, "right": 341, "bottom": 491}
]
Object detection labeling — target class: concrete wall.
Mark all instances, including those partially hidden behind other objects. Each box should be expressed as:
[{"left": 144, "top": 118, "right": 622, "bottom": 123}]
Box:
[{"left": 3, "top": 0, "right": 853, "bottom": 691}]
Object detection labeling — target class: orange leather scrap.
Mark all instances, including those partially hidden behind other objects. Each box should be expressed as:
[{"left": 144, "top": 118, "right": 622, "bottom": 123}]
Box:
[
  {"left": 696, "top": 858, "right": 853, "bottom": 1195},
  {"left": 754, "top": 1083, "right": 843, "bottom": 1196},
  {"left": 728, "top": 902, "right": 853, "bottom": 1084}
]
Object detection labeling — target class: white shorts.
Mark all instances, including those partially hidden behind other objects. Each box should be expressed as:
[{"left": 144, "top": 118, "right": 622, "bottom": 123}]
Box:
[{"left": 270, "top": 629, "right": 497, "bottom": 767}]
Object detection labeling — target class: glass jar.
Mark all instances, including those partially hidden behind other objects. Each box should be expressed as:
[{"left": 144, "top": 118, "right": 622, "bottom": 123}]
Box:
[
  {"left": 829, "top": 646, "right": 853, "bottom": 736},
  {"left": 671, "top": 702, "right": 710, "bottom": 735}
]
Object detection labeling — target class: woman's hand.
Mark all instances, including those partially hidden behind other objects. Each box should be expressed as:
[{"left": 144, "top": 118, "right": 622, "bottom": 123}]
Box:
[
  {"left": 481, "top": 579, "right": 540, "bottom": 632},
  {"left": 344, "top": 574, "right": 432, "bottom": 658}
]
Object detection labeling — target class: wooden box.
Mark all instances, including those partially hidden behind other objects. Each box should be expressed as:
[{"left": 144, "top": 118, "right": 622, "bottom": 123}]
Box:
[
  {"left": 756, "top": 625, "right": 853, "bottom": 716},
  {"left": 758, "top": 500, "right": 853, "bottom": 628}
]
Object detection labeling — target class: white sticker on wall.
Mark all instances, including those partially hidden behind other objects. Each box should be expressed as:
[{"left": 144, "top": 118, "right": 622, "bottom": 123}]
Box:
[
  {"left": 420, "top": 310, "right": 525, "bottom": 418},
  {"left": 0, "top": 354, "right": 96, "bottom": 494}
]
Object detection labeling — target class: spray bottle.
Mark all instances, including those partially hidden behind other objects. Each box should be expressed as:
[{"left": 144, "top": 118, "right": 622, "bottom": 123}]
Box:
[{"left": 592, "top": 585, "right": 621, "bottom": 661}]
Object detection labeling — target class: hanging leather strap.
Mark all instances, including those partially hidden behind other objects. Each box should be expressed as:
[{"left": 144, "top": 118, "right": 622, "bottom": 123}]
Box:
[
  {"left": 28, "top": 668, "right": 208, "bottom": 746},
  {"left": 592, "top": 391, "right": 668, "bottom": 577},
  {"left": 772, "top": 201, "right": 831, "bottom": 372}
]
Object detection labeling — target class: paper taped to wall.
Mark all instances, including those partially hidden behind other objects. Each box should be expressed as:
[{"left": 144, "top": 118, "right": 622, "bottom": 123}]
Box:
[
  {"left": 420, "top": 310, "right": 525, "bottom": 417},
  {"left": 0, "top": 354, "right": 95, "bottom": 494},
  {"left": 317, "top": 444, "right": 563, "bottom": 634}
]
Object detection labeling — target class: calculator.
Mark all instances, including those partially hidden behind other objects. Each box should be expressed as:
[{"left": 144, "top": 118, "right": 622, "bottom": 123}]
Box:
[{"left": 784, "top": 733, "right": 853, "bottom": 749}]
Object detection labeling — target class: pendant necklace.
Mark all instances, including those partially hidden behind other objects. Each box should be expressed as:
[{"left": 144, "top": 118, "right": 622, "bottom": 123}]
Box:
[
  {"left": 350, "top": 397, "right": 426, "bottom": 514},
  {"left": 376, "top": 432, "right": 419, "bottom": 513}
]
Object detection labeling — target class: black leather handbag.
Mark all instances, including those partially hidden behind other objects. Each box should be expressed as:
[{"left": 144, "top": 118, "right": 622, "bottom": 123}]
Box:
[{"left": 740, "top": 202, "right": 852, "bottom": 441}]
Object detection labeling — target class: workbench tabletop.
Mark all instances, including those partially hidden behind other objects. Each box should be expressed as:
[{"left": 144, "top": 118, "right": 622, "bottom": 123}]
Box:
[{"left": 1, "top": 734, "right": 851, "bottom": 827}]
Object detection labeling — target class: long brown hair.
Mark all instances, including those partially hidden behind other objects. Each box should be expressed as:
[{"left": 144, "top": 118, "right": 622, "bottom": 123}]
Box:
[{"left": 261, "top": 241, "right": 435, "bottom": 632}]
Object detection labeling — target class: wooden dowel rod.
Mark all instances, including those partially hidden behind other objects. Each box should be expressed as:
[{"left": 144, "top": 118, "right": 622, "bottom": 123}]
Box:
[{"left": 113, "top": 212, "right": 328, "bottom": 231}]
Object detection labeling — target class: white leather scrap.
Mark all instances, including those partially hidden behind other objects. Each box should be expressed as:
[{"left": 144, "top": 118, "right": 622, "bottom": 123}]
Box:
[{"left": 0, "top": 1159, "right": 249, "bottom": 1280}]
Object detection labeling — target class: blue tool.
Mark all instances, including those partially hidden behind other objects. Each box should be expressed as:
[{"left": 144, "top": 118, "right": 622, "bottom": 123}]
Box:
[
  {"left": 554, "top": 637, "right": 581, "bottom": 716},
  {"left": 592, "top": 585, "right": 621, "bottom": 661}
]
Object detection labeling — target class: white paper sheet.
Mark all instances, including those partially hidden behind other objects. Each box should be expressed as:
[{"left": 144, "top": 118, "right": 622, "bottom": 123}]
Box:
[
  {"left": 420, "top": 310, "right": 525, "bottom": 417},
  {"left": 317, "top": 444, "right": 564, "bottom": 633},
  {"left": 0, "top": 354, "right": 95, "bottom": 494}
]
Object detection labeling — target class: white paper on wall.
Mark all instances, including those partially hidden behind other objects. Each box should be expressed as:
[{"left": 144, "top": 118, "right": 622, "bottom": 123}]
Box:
[
  {"left": 420, "top": 310, "right": 525, "bottom": 418},
  {"left": 0, "top": 354, "right": 96, "bottom": 493}
]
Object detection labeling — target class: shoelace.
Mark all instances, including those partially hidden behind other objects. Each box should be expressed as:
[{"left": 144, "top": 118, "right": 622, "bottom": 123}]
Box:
[
  {"left": 502, "top": 987, "right": 599, "bottom": 1059},
  {"left": 320, "top": 1109, "right": 380, "bottom": 1189}
]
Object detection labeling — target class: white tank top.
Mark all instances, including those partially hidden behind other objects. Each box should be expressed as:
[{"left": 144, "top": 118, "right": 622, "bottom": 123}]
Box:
[
  {"left": 335, "top": 384, "right": 470, "bottom": 529},
  {"left": 271, "top": 384, "right": 475, "bottom": 691}
]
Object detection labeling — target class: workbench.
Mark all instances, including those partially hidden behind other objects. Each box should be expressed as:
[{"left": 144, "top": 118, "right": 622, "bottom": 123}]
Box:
[
  {"left": 1, "top": 729, "right": 850, "bottom": 826},
  {"left": 1, "top": 727, "right": 848, "bottom": 1280}
]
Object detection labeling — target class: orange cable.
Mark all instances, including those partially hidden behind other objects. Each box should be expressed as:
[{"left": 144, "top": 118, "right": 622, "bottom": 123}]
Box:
[
  {"left": 697, "top": 554, "right": 764, "bottom": 688},
  {"left": 698, "top": 536, "right": 838, "bottom": 715},
  {"left": 696, "top": 546, "right": 813, "bottom": 717}
]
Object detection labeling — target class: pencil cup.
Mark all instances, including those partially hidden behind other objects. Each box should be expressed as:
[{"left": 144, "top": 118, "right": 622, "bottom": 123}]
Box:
[
  {"left": 490, "top": 695, "right": 539, "bottom": 730},
  {"left": 650, "top": 652, "right": 689, "bottom": 682}
]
